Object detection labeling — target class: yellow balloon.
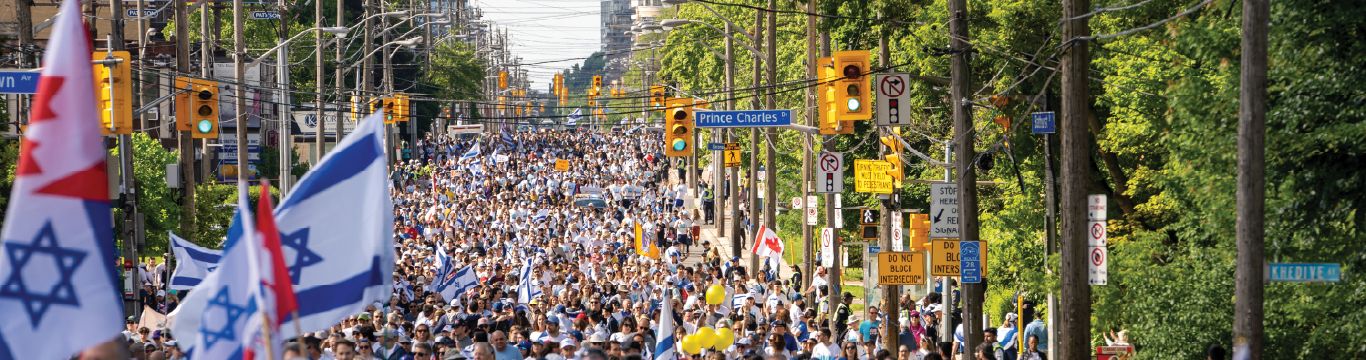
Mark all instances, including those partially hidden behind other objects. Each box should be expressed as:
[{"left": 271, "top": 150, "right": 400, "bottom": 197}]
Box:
[
  {"left": 681, "top": 335, "right": 702, "bottom": 354},
  {"left": 715, "top": 327, "right": 735, "bottom": 349},
  {"left": 706, "top": 284, "right": 726, "bottom": 305},
  {"left": 696, "top": 327, "right": 717, "bottom": 349}
]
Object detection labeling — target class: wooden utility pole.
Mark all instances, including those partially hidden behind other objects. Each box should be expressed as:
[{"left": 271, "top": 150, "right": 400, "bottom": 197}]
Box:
[
  {"left": 234, "top": 0, "right": 247, "bottom": 184},
  {"left": 16, "top": 0, "right": 33, "bottom": 68},
  {"left": 1233, "top": 0, "right": 1268, "bottom": 358},
  {"left": 176, "top": 0, "right": 196, "bottom": 244},
  {"left": 821, "top": 30, "right": 840, "bottom": 329},
  {"left": 878, "top": 21, "right": 901, "bottom": 354},
  {"left": 315, "top": 0, "right": 326, "bottom": 162},
  {"left": 801, "top": 0, "right": 817, "bottom": 291},
  {"left": 1059, "top": 0, "right": 1093, "bottom": 356},
  {"left": 947, "top": 0, "right": 982, "bottom": 356},
  {"left": 764, "top": 0, "right": 777, "bottom": 248}
]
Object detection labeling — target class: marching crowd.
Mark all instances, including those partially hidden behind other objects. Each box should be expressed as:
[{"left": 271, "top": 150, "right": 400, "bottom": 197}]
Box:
[{"left": 119, "top": 127, "right": 1052, "bottom": 360}]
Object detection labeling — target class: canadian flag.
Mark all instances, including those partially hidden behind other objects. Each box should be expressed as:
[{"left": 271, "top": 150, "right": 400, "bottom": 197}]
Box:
[{"left": 750, "top": 225, "right": 785, "bottom": 258}]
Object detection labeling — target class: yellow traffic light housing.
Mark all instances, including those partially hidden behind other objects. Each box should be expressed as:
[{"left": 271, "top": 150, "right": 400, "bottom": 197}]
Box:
[
  {"left": 381, "top": 98, "right": 398, "bottom": 123},
  {"left": 175, "top": 77, "right": 216, "bottom": 132},
  {"left": 908, "top": 214, "right": 930, "bottom": 251},
  {"left": 592, "top": 75, "right": 603, "bottom": 90},
  {"left": 651, "top": 86, "right": 667, "bottom": 108},
  {"left": 664, "top": 97, "right": 695, "bottom": 157},
  {"left": 93, "top": 51, "right": 132, "bottom": 135},
  {"left": 190, "top": 82, "right": 219, "bottom": 139},
  {"left": 394, "top": 94, "right": 410, "bottom": 122},
  {"left": 498, "top": 71, "right": 508, "bottom": 89},
  {"left": 819, "top": 57, "right": 854, "bottom": 134},
  {"left": 832, "top": 50, "right": 872, "bottom": 121}
]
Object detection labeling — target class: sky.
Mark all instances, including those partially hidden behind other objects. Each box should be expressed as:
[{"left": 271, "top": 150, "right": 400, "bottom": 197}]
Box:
[{"left": 474, "top": 0, "right": 605, "bottom": 90}]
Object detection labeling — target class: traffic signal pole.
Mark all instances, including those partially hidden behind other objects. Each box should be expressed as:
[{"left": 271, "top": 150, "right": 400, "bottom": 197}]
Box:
[
  {"left": 234, "top": 0, "right": 248, "bottom": 184},
  {"left": 947, "top": 0, "right": 983, "bottom": 356},
  {"left": 747, "top": 8, "right": 762, "bottom": 276}
]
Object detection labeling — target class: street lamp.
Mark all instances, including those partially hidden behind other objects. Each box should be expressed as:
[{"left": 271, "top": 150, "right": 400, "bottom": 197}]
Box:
[
  {"left": 659, "top": 19, "right": 764, "bottom": 58},
  {"left": 244, "top": 26, "right": 350, "bottom": 74},
  {"left": 348, "top": 37, "right": 424, "bottom": 68}
]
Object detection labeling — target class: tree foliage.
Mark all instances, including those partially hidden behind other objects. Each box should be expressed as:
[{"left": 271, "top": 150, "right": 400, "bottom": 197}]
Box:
[{"left": 658, "top": 0, "right": 1364, "bottom": 356}]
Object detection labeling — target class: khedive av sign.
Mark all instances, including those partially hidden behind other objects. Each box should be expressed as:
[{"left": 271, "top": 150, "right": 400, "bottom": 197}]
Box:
[{"left": 694, "top": 110, "right": 792, "bottom": 128}]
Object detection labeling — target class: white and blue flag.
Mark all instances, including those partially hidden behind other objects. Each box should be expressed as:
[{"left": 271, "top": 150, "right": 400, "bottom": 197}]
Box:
[
  {"left": 168, "top": 232, "right": 223, "bottom": 290},
  {"left": 567, "top": 108, "right": 582, "bottom": 126},
  {"left": 429, "top": 248, "right": 478, "bottom": 300},
  {"left": 273, "top": 111, "right": 395, "bottom": 338},
  {"left": 172, "top": 187, "right": 265, "bottom": 360},
  {"left": 515, "top": 262, "right": 542, "bottom": 304},
  {"left": 460, "top": 141, "right": 482, "bottom": 162},
  {"left": 654, "top": 290, "right": 678, "bottom": 360},
  {"left": 533, "top": 209, "right": 550, "bottom": 223}
]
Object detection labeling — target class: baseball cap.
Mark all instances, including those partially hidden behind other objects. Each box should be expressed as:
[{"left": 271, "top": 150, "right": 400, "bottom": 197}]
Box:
[
  {"left": 547, "top": 315, "right": 560, "bottom": 324},
  {"left": 843, "top": 292, "right": 854, "bottom": 298},
  {"left": 443, "top": 349, "right": 467, "bottom": 360},
  {"left": 156, "top": 290, "right": 166, "bottom": 297}
]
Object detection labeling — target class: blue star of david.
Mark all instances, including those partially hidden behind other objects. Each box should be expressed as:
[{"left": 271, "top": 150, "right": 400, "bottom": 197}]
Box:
[
  {"left": 0, "top": 221, "right": 86, "bottom": 327},
  {"left": 201, "top": 287, "right": 248, "bottom": 347},
  {"left": 280, "top": 228, "right": 322, "bottom": 285}
]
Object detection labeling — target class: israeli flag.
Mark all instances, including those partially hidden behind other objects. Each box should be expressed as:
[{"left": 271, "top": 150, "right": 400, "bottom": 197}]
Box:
[
  {"left": 460, "top": 141, "right": 482, "bottom": 162},
  {"left": 273, "top": 111, "right": 395, "bottom": 338},
  {"left": 732, "top": 292, "right": 752, "bottom": 310},
  {"left": 567, "top": 108, "right": 582, "bottom": 126},
  {"left": 169, "top": 232, "right": 223, "bottom": 290},
  {"left": 500, "top": 126, "right": 517, "bottom": 146},
  {"left": 172, "top": 188, "right": 264, "bottom": 360},
  {"left": 533, "top": 209, "right": 550, "bottom": 223},
  {"left": 515, "top": 262, "right": 542, "bottom": 304},
  {"left": 654, "top": 290, "right": 678, "bottom": 360},
  {"left": 432, "top": 251, "right": 478, "bottom": 303}
]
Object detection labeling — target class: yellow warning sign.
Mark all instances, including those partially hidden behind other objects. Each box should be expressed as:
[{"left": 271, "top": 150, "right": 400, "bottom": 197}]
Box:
[
  {"left": 555, "top": 159, "right": 570, "bottom": 172},
  {"left": 877, "top": 251, "right": 926, "bottom": 285},
  {"left": 854, "top": 159, "right": 894, "bottom": 194},
  {"left": 724, "top": 143, "right": 741, "bottom": 168},
  {"left": 930, "top": 239, "right": 988, "bottom": 276}
]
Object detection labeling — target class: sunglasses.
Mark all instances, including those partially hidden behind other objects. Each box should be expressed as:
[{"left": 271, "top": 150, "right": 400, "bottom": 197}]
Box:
[{"left": 417, "top": 329, "right": 430, "bottom": 333}]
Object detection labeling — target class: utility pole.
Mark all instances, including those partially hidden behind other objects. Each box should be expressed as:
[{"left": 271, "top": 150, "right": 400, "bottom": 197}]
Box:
[
  {"left": 176, "top": 0, "right": 195, "bottom": 245},
  {"left": 726, "top": 22, "right": 741, "bottom": 259},
  {"left": 15, "top": 0, "right": 32, "bottom": 68},
  {"left": 820, "top": 31, "right": 841, "bottom": 324},
  {"left": 233, "top": 0, "right": 248, "bottom": 184},
  {"left": 277, "top": 0, "right": 291, "bottom": 193},
  {"left": 333, "top": 0, "right": 345, "bottom": 150},
  {"left": 1233, "top": 0, "right": 1268, "bottom": 358},
  {"left": 747, "top": 7, "right": 763, "bottom": 276},
  {"left": 1059, "top": 0, "right": 1093, "bottom": 356},
  {"left": 203, "top": 5, "right": 216, "bottom": 184},
  {"left": 315, "top": 0, "right": 326, "bottom": 162},
  {"left": 763, "top": 0, "right": 777, "bottom": 255},
  {"left": 947, "top": 0, "right": 983, "bottom": 356},
  {"left": 801, "top": 0, "right": 816, "bottom": 290},
  {"left": 877, "top": 22, "right": 900, "bottom": 353}
]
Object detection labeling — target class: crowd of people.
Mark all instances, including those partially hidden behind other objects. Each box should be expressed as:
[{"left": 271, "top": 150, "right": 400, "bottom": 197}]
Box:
[{"left": 117, "top": 126, "right": 1054, "bottom": 360}]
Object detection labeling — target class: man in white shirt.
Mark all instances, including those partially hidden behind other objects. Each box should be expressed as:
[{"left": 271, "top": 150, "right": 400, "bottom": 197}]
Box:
[{"left": 811, "top": 328, "right": 838, "bottom": 360}]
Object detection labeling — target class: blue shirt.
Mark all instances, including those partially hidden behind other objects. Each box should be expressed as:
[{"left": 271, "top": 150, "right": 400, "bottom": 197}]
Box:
[{"left": 1022, "top": 320, "right": 1048, "bottom": 350}]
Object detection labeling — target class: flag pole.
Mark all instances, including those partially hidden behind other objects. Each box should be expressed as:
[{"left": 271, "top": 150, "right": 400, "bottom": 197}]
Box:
[
  {"left": 259, "top": 313, "right": 277, "bottom": 360},
  {"left": 293, "top": 311, "right": 307, "bottom": 360}
]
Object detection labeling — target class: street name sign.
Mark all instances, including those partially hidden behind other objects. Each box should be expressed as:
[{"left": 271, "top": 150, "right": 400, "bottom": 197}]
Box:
[
  {"left": 694, "top": 110, "right": 792, "bottom": 127},
  {"left": 877, "top": 252, "right": 926, "bottom": 285},
  {"left": 815, "top": 152, "right": 845, "bottom": 193},
  {"left": 0, "top": 69, "right": 40, "bottom": 94},
  {"left": 930, "top": 183, "right": 959, "bottom": 238},
  {"left": 875, "top": 73, "right": 912, "bottom": 126},
  {"left": 1267, "top": 263, "right": 1341, "bottom": 283},
  {"left": 251, "top": 11, "right": 280, "bottom": 20},
  {"left": 1031, "top": 112, "right": 1055, "bottom": 133},
  {"left": 707, "top": 142, "right": 725, "bottom": 151}
]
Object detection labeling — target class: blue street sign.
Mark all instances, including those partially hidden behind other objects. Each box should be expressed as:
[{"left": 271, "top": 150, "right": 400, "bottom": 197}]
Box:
[
  {"left": 1031, "top": 112, "right": 1056, "bottom": 134},
  {"left": 250, "top": 11, "right": 281, "bottom": 20},
  {"left": 126, "top": 9, "right": 160, "bottom": 18},
  {"left": 868, "top": 246, "right": 881, "bottom": 254},
  {"left": 1267, "top": 263, "right": 1341, "bottom": 283},
  {"left": 707, "top": 142, "right": 726, "bottom": 151},
  {"left": 960, "top": 241, "right": 982, "bottom": 283},
  {"left": 0, "top": 69, "right": 41, "bottom": 94},
  {"left": 694, "top": 110, "right": 792, "bottom": 128}
]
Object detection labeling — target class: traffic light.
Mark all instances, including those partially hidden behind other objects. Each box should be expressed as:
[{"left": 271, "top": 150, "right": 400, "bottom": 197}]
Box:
[
  {"left": 909, "top": 213, "right": 930, "bottom": 251},
  {"left": 498, "top": 71, "right": 508, "bottom": 90},
  {"left": 832, "top": 50, "right": 872, "bottom": 121},
  {"left": 592, "top": 76, "right": 603, "bottom": 90},
  {"left": 664, "top": 97, "right": 694, "bottom": 157},
  {"left": 394, "top": 94, "right": 410, "bottom": 122},
  {"left": 190, "top": 81, "right": 219, "bottom": 139},
  {"left": 651, "top": 86, "right": 667, "bottom": 108},
  {"left": 175, "top": 77, "right": 212, "bottom": 132},
  {"left": 881, "top": 131, "right": 904, "bottom": 186},
  {"left": 93, "top": 51, "right": 132, "bottom": 135},
  {"left": 381, "top": 98, "right": 397, "bottom": 123},
  {"left": 819, "top": 57, "right": 854, "bottom": 134}
]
